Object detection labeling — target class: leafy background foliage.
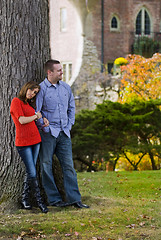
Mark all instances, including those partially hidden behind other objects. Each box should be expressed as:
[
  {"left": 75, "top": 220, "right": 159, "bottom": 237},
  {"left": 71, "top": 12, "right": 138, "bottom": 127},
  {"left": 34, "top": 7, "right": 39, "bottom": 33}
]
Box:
[{"left": 72, "top": 100, "right": 161, "bottom": 171}]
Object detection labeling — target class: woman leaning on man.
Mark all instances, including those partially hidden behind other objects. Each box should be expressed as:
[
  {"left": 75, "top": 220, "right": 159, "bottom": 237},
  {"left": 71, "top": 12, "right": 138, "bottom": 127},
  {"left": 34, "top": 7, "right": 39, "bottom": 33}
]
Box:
[{"left": 10, "top": 81, "right": 48, "bottom": 213}]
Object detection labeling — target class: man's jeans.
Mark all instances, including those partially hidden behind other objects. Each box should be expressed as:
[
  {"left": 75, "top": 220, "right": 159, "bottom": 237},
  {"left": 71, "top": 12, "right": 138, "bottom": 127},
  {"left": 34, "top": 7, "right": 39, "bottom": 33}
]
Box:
[
  {"left": 39, "top": 131, "right": 81, "bottom": 205},
  {"left": 16, "top": 143, "right": 40, "bottom": 179}
]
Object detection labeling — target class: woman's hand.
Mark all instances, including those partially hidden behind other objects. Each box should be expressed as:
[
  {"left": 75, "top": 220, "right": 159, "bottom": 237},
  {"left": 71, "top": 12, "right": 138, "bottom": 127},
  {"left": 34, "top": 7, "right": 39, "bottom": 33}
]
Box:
[
  {"left": 43, "top": 117, "right": 49, "bottom": 127},
  {"left": 36, "top": 111, "right": 42, "bottom": 119},
  {"left": 19, "top": 111, "right": 42, "bottom": 125}
]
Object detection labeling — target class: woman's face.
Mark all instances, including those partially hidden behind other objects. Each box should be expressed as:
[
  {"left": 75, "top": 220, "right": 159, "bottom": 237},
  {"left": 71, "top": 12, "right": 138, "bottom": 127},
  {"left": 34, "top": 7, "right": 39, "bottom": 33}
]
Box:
[{"left": 26, "top": 88, "right": 39, "bottom": 99}]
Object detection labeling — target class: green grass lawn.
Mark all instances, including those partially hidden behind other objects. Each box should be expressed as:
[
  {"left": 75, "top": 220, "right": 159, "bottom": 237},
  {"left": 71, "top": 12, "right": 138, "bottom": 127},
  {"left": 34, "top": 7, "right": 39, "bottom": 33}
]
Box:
[{"left": 0, "top": 170, "right": 161, "bottom": 239}]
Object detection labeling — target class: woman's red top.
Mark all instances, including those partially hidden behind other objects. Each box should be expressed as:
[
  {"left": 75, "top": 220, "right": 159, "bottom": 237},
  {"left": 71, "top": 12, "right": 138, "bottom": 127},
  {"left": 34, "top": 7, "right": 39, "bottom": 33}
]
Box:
[{"left": 10, "top": 97, "right": 41, "bottom": 146}]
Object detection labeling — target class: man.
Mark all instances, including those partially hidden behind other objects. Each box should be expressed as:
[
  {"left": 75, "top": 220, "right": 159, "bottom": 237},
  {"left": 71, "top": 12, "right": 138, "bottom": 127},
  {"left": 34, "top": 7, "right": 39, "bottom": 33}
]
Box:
[{"left": 36, "top": 59, "right": 89, "bottom": 208}]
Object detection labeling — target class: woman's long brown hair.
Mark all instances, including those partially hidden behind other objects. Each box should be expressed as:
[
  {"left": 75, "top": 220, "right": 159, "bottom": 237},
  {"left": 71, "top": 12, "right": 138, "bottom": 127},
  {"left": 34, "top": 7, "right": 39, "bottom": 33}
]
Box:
[{"left": 18, "top": 81, "right": 40, "bottom": 108}]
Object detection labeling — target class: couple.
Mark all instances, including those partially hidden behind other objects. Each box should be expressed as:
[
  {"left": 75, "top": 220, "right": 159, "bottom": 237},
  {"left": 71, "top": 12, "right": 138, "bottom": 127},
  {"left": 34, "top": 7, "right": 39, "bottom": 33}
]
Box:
[{"left": 10, "top": 60, "right": 89, "bottom": 213}]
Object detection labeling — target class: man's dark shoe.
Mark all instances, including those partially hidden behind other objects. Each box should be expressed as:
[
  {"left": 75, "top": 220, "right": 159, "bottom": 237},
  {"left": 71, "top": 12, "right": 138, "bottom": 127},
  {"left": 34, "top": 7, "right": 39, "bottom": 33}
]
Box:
[
  {"left": 73, "top": 201, "right": 90, "bottom": 208},
  {"left": 51, "top": 201, "right": 69, "bottom": 207},
  {"left": 38, "top": 202, "right": 48, "bottom": 213}
]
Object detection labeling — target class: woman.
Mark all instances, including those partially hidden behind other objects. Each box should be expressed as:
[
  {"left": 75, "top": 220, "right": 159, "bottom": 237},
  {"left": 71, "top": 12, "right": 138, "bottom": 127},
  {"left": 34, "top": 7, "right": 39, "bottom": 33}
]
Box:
[{"left": 10, "top": 81, "right": 48, "bottom": 213}]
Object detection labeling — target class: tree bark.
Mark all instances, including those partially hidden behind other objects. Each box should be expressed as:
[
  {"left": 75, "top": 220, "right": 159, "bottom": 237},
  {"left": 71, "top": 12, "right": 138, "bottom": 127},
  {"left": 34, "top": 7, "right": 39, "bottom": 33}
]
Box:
[
  {"left": 0, "top": 0, "right": 50, "bottom": 211},
  {"left": 148, "top": 150, "right": 157, "bottom": 170}
]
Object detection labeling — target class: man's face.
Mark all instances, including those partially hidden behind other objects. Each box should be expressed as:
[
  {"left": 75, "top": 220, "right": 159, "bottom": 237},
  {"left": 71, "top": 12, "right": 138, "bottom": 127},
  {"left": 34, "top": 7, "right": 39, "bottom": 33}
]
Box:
[{"left": 49, "top": 64, "right": 63, "bottom": 82}]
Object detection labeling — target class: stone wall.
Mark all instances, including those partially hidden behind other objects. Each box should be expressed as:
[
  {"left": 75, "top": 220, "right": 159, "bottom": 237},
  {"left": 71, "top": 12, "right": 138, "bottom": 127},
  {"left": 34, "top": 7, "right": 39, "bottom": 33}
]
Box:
[{"left": 72, "top": 37, "right": 119, "bottom": 112}]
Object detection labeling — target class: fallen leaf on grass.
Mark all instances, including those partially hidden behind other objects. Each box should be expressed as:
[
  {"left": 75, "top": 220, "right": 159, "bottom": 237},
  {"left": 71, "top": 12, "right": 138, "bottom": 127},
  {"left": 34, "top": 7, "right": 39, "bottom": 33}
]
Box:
[
  {"left": 92, "top": 237, "right": 103, "bottom": 240},
  {"left": 65, "top": 233, "right": 72, "bottom": 237},
  {"left": 20, "top": 231, "right": 26, "bottom": 237},
  {"left": 139, "top": 222, "right": 145, "bottom": 227},
  {"left": 16, "top": 237, "right": 23, "bottom": 240},
  {"left": 17, "top": 228, "right": 45, "bottom": 239},
  {"left": 139, "top": 214, "right": 151, "bottom": 219},
  {"left": 122, "top": 209, "right": 128, "bottom": 212},
  {"left": 151, "top": 225, "right": 156, "bottom": 229},
  {"left": 89, "top": 220, "right": 95, "bottom": 228},
  {"left": 140, "top": 233, "right": 149, "bottom": 237},
  {"left": 29, "top": 227, "right": 37, "bottom": 233},
  {"left": 40, "top": 235, "right": 46, "bottom": 238},
  {"left": 126, "top": 224, "right": 136, "bottom": 229},
  {"left": 80, "top": 223, "right": 85, "bottom": 226},
  {"left": 31, "top": 221, "right": 39, "bottom": 225},
  {"left": 117, "top": 173, "right": 121, "bottom": 177}
]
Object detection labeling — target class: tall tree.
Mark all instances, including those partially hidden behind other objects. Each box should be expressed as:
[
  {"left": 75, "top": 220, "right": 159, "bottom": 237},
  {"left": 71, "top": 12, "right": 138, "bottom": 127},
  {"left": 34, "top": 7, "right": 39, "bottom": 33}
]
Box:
[{"left": 0, "top": 0, "right": 50, "bottom": 210}]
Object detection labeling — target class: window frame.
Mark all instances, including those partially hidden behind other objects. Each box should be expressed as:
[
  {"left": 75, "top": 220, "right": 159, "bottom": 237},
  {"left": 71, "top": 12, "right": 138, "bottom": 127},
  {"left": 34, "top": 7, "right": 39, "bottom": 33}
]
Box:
[
  {"left": 110, "top": 15, "right": 120, "bottom": 32},
  {"left": 135, "top": 7, "right": 152, "bottom": 36},
  {"left": 60, "top": 7, "right": 67, "bottom": 32},
  {"left": 62, "top": 62, "right": 72, "bottom": 83}
]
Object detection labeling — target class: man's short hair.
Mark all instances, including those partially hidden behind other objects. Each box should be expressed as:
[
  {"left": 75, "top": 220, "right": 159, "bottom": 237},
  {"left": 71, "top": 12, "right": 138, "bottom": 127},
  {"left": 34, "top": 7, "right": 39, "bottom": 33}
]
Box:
[{"left": 44, "top": 59, "right": 60, "bottom": 73}]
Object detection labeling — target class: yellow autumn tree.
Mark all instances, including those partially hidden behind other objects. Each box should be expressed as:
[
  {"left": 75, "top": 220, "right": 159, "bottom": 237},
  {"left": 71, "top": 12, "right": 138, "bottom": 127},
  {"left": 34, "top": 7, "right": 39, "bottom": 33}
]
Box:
[{"left": 119, "top": 53, "right": 161, "bottom": 103}]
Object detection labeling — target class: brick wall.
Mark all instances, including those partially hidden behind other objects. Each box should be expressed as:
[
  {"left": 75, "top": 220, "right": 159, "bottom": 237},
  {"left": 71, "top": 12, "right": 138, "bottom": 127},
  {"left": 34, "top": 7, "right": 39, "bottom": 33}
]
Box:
[{"left": 87, "top": 0, "right": 161, "bottom": 63}]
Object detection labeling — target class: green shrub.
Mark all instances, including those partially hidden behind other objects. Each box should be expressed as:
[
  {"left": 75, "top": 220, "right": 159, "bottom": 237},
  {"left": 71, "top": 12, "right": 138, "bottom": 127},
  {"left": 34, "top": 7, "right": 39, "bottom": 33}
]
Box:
[{"left": 133, "top": 36, "right": 161, "bottom": 58}]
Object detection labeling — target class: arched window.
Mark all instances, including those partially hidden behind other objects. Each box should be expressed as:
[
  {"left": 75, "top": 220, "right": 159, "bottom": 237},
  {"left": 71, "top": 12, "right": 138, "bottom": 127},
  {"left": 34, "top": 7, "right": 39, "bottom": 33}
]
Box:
[
  {"left": 136, "top": 8, "right": 151, "bottom": 35},
  {"left": 110, "top": 15, "right": 119, "bottom": 31},
  {"left": 111, "top": 16, "right": 117, "bottom": 29}
]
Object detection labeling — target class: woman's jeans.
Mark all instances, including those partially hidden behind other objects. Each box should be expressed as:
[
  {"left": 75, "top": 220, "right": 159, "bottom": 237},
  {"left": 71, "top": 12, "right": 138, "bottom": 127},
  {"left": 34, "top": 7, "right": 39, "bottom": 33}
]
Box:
[
  {"left": 16, "top": 143, "right": 40, "bottom": 180},
  {"left": 39, "top": 131, "right": 81, "bottom": 205}
]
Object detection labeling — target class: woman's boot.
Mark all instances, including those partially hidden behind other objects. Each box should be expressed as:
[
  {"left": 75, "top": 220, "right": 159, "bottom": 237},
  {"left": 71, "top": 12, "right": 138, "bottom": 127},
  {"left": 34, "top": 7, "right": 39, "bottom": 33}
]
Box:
[
  {"left": 29, "top": 178, "right": 48, "bottom": 213},
  {"left": 21, "top": 175, "right": 32, "bottom": 210}
]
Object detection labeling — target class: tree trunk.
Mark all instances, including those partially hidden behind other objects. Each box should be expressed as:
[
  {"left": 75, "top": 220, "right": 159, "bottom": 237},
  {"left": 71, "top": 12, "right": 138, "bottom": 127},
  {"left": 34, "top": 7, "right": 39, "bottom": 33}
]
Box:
[
  {"left": 148, "top": 150, "right": 157, "bottom": 170},
  {"left": 113, "top": 155, "right": 119, "bottom": 171},
  {"left": 0, "top": 0, "right": 50, "bottom": 211}
]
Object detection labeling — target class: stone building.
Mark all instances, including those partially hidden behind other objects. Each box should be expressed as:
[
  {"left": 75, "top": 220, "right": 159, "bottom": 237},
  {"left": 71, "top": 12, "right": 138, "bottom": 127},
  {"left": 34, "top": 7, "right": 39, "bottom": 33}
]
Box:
[{"left": 49, "top": 0, "right": 161, "bottom": 112}]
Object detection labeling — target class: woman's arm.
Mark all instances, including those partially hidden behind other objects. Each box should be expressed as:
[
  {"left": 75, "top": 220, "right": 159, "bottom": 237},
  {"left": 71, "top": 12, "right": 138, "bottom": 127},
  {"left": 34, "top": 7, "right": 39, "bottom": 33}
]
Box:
[{"left": 18, "top": 111, "right": 42, "bottom": 124}]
